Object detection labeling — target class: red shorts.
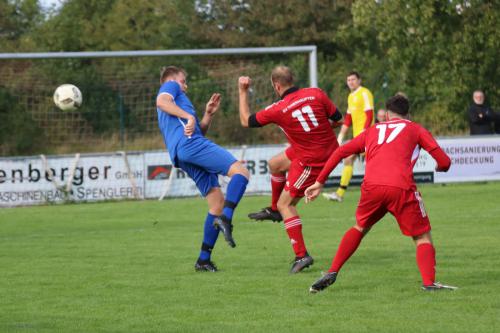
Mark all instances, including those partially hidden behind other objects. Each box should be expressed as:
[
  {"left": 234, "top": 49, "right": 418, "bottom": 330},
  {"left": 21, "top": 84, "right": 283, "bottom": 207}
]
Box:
[
  {"left": 285, "top": 146, "right": 296, "bottom": 160},
  {"left": 355, "top": 184, "right": 431, "bottom": 237},
  {"left": 284, "top": 159, "right": 322, "bottom": 198}
]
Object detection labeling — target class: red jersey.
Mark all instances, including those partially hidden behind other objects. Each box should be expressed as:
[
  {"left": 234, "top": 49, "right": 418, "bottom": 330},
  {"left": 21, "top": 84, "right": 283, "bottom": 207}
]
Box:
[
  {"left": 317, "top": 119, "right": 451, "bottom": 190},
  {"left": 255, "top": 87, "right": 340, "bottom": 166}
]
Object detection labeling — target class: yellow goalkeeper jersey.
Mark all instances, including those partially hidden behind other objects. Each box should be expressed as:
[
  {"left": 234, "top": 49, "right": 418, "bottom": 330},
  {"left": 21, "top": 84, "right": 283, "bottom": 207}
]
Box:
[{"left": 347, "top": 86, "right": 374, "bottom": 137}]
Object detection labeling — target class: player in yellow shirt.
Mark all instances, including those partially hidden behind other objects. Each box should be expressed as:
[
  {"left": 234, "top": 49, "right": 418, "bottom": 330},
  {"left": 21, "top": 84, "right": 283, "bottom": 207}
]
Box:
[{"left": 323, "top": 71, "right": 374, "bottom": 202}]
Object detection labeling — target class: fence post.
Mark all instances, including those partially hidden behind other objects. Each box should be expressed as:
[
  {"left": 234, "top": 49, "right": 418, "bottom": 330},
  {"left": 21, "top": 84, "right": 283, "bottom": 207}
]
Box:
[{"left": 118, "top": 93, "right": 124, "bottom": 148}]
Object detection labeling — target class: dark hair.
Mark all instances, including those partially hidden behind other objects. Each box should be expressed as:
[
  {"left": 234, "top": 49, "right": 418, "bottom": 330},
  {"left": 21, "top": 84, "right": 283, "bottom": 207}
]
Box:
[
  {"left": 347, "top": 71, "right": 361, "bottom": 79},
  {"left": 386, "top": 94, "right": 409, "bottom": 116},
  {"left": 160, "top": 66, "right": 186, "bottom": 83},
  {"left": 271, "top": 65, "right": 295, "bottom": 86}
]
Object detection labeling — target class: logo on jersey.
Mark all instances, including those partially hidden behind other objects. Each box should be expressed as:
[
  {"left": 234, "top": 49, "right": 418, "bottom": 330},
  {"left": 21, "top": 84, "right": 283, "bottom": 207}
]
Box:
[{"left": 282, "top": 96, "right": 315, "bottom": 113}]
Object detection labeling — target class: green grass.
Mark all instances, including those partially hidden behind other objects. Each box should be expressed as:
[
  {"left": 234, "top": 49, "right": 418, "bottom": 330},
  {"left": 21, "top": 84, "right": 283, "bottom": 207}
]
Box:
[{"left": 1, "top": 182, "right": 499, "bottom": 333}]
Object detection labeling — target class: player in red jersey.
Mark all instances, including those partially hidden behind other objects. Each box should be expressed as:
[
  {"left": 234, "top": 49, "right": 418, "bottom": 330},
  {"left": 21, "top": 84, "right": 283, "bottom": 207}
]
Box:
[
  {"left": 238, "top": 66, "right": 343, "bottom": 273},
  {"left": 305, "top": 94, "right": 458, "bottom": 292}
]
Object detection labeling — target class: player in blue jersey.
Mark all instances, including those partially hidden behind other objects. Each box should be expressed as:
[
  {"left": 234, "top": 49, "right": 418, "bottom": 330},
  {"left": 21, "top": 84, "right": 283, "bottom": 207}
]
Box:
[{"left": 156, "top": 66, "right": 249, "bottom": 272}]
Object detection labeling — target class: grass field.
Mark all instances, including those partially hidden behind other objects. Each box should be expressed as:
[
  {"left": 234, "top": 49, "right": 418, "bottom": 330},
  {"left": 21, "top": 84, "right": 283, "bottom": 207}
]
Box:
[{"left": 1, "top": 182, "right": 499, "bottom": 333}]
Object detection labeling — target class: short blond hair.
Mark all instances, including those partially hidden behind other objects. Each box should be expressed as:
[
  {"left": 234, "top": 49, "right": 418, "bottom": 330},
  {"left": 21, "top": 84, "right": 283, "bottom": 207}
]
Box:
[{"left": 271, "top": 66, "right": 295, "bottom": 86}]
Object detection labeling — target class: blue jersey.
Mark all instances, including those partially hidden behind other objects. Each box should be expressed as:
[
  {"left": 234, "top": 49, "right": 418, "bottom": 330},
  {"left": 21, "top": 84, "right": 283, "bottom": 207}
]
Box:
[
  {"left": 157, "top": 81, "right": 202, "bottom": 165},
  {"left": 156, "top": 80, "right": 238, "bottom": 196}
]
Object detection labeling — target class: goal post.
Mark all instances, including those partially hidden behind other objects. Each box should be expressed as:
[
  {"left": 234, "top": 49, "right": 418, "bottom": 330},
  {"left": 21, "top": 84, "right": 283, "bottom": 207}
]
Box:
[
  {"left": 0, "top": 46, "right": 318, "bottom": 205},
  {"left": 0, "top": 46, "right": 318, "bottom": 87},
  {"left": 0, "top": 45, "right": 318, "bottom": 154}
]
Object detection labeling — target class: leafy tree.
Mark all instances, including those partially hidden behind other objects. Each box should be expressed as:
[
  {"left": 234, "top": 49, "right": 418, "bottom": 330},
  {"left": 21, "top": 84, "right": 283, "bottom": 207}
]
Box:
[
  {"left": 351, "top": 0, "right": 499, "bottom": 133},
  {"left": 0, "top": 87, "right": 45, "bottom": 155},
  {"left": 0, "top": 0, "right": 42, "bottom": 51},
  {"left": 190, "top": 0, "right": 352, "bottom": 50}
]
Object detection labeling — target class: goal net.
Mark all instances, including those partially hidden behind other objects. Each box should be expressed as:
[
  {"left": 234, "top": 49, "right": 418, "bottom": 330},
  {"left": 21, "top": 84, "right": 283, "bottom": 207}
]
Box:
[{"left": 0, "top": 47, "right": 318, "bottom": 206}]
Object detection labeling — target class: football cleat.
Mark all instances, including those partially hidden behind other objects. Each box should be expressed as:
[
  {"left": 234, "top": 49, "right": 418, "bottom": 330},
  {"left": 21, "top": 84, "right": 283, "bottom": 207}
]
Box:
[
  {"left": 195, "top": 260, "right": 218, "bottom": 272},
  {"left": 322, "top": 192, "right": 344, "bottom": 202},
  {"left": 248, "top": 207, "right": 283, "bottom": 222},
  {"left": 290, "top": 255, "right": 314, "bottom": 274},
  {"left": 309, "top": 272, "right": 338, "bottom": 293},
  {"left": 421, "top": 282, "right": 458, "bottom": 291},
  {"left": 213, "top": 216, "right": 236, "bottom": 248}
]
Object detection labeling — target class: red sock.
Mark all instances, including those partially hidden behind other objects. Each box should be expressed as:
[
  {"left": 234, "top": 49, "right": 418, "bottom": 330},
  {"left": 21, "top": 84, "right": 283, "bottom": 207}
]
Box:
[
  {"left": 271, "top": 173, "right": 286, "bottom": 211},
  {"left": 284, "top": 216, "right": 307, "bottom": 258},
  {"left": 416, "top": 243, "right": 436, "bottom": 286},
  {"left": 329, "top": 227, "right": 364, "bottom": 273}
]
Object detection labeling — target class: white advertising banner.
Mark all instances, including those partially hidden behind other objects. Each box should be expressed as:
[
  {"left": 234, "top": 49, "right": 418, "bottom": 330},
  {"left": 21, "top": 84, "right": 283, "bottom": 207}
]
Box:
[
  {"left": 435, "top": 136, "right": 500, "bottom": 182},
  {"left": 143, "top": 145, "right": 289, "bottom": 198},
  {"left": 1, "top": 136, "right": 499, "bottom": 207},
  {"left": 0, "top": 153, "right": 144, "bottom": 207},
  {"left": 143, "top": 151, "right": 197, "bottom": 198},
  {"left": 235, "top": 145, "right": 287, "bottom": 194}
]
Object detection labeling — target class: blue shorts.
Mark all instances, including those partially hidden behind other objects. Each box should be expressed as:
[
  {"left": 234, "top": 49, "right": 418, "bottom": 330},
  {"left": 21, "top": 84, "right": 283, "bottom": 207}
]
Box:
[{"left": 176, "top": 136, "right": 237, "bottom": 196}]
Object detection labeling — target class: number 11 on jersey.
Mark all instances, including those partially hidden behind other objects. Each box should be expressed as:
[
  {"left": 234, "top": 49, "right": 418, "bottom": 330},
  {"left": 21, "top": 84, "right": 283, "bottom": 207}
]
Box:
[{"left": 292, "top": 105, "right": 319, "bottom": 132}]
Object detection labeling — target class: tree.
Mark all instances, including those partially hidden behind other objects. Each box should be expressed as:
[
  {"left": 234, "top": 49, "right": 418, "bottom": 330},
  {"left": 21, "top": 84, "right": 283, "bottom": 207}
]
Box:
[
  {"left": 351, "top": 0, "right": 499, "bottom": 133},
  {"left": 190, "top": 0, "right": 352, "bottom": 50},
  {"left": 0, "top": 0, "right": 42, "bottom": 51},
  {"left": 0, "top": 87, "right": 45, "bottom": 155}
]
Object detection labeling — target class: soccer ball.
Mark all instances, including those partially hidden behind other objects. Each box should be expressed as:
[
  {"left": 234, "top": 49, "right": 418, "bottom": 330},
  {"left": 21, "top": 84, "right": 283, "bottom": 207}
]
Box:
[{"left": 53, "top": 84, "right": 82, "bottom": 111}]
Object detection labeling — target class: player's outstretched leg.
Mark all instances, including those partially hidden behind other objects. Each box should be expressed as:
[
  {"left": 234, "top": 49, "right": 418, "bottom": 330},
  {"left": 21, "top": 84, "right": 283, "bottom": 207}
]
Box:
[
  {"left": 247, "top": 172, "right": 284, "bottom": 222},
  {"left": 277, "top": 192, "right": 313, "bottom": 273},
  {"left": 285, "top": 215, "right": 313, "bottom": 273},
  {"left": 247, "top": 205, "right": 283, "bottom": 222},
  {"left": 414, "top": 233, "right": 457, "bottom": 291},
  {"left": 248, "top": 151, "right": 289, "bottom": 222},
  {"left": 215, "top": 161, "right": 249, "bottom": 248},
  {"left": 328, "top": 227, "right": 364, "bottom": 273},
  {"left": 196, "top": 188, "right": 224, "bottom": 271},
  {"left": 421, "top": 282, "right": 458, "bottom": 291},
  {"left": 195, "top": 212, "right": 220, "bottom": 272},
  {"left": 270, "top": 173, "right": 286, "bottom": 216},
  {"left": 310, "top": 272, "right": 338, "bottom": 293},
  {"left": 309, "top": 226, "right": 365, "bottom": 292}
]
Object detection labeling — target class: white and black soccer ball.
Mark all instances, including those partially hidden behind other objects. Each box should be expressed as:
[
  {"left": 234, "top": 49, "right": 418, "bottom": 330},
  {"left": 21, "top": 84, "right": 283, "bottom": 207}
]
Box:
[{"left": 53, "top": 84, "right": 82, "bottom": 111}]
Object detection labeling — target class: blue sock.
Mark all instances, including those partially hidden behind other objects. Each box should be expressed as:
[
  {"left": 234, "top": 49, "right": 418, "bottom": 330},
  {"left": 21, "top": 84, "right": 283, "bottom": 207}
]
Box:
[
  {"left": 199, "top": 213, "right": 220, "bottom": 262},
  {"left": 222, "top": 174, "right": 248, "bottom": 221}
]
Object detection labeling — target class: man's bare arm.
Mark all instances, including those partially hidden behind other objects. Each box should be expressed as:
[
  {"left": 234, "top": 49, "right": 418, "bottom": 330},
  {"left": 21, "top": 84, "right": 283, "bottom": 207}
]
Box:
[
  {"left": 238, "top": 76, "right": 252, "bottom": 128},
  {"left": 199, "top": 93, "right": 221, "bottom": 135}
]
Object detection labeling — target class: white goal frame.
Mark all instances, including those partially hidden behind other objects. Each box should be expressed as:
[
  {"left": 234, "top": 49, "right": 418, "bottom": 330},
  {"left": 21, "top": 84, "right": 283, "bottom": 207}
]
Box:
[
  {"left": 0, "top": 46, "right": 318, "bottom": 200},
  {"left": 0, "top": 46, "right": 318, "bottom": 87}
]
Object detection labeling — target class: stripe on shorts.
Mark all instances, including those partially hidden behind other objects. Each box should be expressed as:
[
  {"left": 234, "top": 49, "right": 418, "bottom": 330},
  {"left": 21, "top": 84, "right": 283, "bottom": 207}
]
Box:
[
  {"left": 414, "top": 191, "right": 427, "bottom": 218},
  {"left": 293, "top": 166, "right": 311, "bottom": 189}
]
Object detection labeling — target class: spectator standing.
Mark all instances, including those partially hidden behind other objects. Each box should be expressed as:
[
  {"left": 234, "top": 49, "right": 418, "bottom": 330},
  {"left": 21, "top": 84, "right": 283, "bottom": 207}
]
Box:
[{"left": 469, "top": 90, "right": 494, "bottom": 135}]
